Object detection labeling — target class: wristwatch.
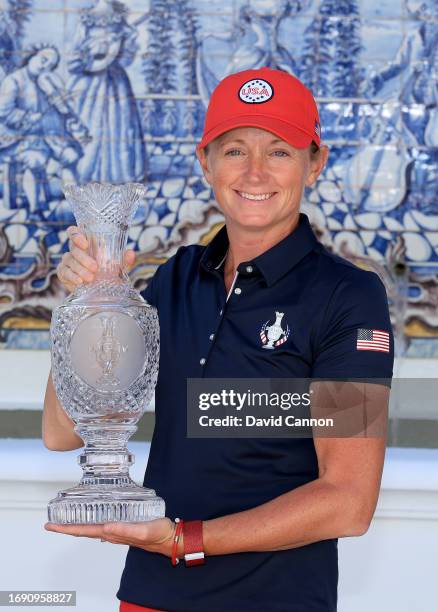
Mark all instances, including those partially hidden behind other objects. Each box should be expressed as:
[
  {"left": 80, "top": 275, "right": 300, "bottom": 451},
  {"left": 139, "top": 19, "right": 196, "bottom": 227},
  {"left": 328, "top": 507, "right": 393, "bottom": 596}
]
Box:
[{"left": 183, "top": 520, "right": 205, "bottom": 566}]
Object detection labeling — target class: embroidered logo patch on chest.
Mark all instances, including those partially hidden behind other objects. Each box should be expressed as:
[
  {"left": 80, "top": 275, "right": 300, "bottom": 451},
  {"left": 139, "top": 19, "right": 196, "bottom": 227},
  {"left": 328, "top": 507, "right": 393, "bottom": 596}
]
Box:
[
  {"left": 260, "top": 311, "right": 290, "bottom": 350},
  {"left": 238, "top": 78, "right": 274, "bottom": 104}
]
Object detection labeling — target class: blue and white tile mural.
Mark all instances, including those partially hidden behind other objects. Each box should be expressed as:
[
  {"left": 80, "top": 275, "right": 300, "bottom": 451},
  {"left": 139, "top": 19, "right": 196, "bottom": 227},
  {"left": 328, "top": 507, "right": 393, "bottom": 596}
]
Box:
[{"left": 0, "top": 0, "right": 437, "bottom": 356}]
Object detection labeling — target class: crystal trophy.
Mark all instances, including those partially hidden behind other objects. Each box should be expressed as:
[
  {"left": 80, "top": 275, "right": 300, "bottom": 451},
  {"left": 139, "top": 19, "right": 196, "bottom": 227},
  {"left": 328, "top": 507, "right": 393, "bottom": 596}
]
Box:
[{"left": 48, "top": 183, "right": 164, "bottom": 524}]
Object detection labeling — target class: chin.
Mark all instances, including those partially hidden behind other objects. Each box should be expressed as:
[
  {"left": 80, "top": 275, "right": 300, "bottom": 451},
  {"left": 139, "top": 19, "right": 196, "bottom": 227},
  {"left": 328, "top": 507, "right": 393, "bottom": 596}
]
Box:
[{"left": 233, "top": 216, "right": 272, "bottom": 230}]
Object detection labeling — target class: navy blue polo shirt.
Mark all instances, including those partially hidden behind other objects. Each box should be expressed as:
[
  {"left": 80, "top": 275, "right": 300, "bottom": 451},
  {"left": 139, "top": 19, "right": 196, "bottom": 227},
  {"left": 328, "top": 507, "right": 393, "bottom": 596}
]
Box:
[{"left": 117, "top": 213, "right": 394, "bottom": 612}]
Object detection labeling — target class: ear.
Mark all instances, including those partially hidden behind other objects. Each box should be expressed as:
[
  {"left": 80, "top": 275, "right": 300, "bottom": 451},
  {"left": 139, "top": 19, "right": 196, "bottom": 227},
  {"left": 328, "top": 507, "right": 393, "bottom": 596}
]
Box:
[
  {"left": 196, "top": 146, "right": 213, "bottom": 185},
  {"left": 305, "top": 146, "right": 329, "bottom": 188}
]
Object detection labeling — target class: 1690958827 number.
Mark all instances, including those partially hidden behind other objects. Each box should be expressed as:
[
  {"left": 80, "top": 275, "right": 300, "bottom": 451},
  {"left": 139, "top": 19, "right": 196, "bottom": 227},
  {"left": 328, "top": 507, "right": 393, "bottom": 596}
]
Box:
[{"left": 0, "top": 591, "right": 76, "bottom": 606}]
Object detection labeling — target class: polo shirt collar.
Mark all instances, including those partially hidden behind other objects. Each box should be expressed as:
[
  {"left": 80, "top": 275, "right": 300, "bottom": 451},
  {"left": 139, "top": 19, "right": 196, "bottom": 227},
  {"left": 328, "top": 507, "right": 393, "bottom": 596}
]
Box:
[
  {"left": 199, "top": 213, "right": 318, "bottom": 286},
  {"left": 199, "top": 224, "right": 228, "bottom": 273}
]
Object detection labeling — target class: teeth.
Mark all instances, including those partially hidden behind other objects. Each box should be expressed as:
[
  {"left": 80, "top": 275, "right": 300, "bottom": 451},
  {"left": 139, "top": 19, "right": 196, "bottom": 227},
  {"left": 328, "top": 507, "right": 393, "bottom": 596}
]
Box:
[{"left": 238, "top": 191, "right": 274, "bottom": 201}]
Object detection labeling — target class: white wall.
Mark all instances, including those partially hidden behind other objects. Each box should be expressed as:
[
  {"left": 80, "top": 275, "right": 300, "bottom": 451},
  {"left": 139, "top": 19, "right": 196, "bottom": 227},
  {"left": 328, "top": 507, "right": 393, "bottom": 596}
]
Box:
[
  {"left": 1, "top": 441, "right": 437, "bottom": 612},
  {"left": 339, "top": 448, "right": 438, "bottom": 612},
  {"left": 0, "top": 440, "right": 152, "bottom": 612},
  {"left": 2, "top": 351, "right": 435, "bottom": 417},
  {"left": 1, "top": 352, "right": 438, "bottom": 610}
]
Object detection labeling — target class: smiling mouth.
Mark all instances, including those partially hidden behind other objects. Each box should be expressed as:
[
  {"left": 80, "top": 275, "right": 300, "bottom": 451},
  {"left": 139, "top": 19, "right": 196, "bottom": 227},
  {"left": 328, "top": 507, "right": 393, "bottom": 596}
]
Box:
[{"left": 236, "top": 191, "right": 276, "bottom": 201}]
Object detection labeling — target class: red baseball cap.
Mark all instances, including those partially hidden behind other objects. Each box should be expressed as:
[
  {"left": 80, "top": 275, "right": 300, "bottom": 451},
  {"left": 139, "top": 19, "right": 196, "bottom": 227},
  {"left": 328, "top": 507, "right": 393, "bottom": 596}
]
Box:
[{"left": 197, "top": 67, "right": 321, "bottom": 152}]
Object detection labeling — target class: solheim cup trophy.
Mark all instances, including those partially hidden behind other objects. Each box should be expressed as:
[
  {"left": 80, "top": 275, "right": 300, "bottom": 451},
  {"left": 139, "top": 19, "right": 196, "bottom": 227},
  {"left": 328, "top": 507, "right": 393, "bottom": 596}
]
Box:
[{"left": 47, "top": 183, "right": 165, "bottom": 524}]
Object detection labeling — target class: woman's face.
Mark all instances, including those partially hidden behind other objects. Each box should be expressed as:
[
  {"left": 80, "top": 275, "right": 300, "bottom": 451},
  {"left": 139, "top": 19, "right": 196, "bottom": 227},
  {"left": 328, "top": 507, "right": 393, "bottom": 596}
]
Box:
[
  {"left": 28, "top": 48, "right": 58, "bottom": 74},
  {"left": 197, "top": 126, "right": 328, "bottom": 233}
]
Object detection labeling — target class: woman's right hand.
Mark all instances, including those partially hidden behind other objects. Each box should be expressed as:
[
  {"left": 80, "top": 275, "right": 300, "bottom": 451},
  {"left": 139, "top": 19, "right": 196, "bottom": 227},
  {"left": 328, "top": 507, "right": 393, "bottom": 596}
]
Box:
[{"left": 57, "top": 226, "right": 136, "bottom": 293}]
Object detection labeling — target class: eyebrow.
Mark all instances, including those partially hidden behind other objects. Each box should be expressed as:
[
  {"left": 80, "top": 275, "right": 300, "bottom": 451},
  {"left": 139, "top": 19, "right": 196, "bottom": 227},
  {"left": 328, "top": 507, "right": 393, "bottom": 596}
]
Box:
[{"left": 219, "top": 137, "right": 289, "bottom": 146}]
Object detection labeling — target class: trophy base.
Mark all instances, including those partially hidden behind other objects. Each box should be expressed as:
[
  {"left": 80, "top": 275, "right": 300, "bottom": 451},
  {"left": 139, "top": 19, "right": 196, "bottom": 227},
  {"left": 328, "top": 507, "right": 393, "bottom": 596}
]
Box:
[{"left": 48, "top": 483, "right": 165, "bottom": 524}]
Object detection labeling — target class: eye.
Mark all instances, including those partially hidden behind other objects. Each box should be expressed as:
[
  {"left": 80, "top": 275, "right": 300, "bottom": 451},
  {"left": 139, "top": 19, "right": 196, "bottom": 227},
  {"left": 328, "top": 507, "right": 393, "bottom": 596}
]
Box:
[
  {"left": 271, "top": 150, "right": 290, "bottom": 157},
  {"left": 224, "top": 149, "right": 244, "bottom": 156}
]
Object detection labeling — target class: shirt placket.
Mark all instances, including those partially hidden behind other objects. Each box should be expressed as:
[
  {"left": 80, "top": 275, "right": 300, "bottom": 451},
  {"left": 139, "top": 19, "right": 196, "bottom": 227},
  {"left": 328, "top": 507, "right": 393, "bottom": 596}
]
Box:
[{"left": 199, "top": 270, "right": 241, "bottom": 375}]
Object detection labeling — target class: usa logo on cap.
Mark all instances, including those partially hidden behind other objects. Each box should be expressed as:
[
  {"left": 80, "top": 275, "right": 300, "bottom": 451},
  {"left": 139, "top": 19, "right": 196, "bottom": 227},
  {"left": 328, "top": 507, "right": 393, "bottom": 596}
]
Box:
[{"left": 238, "top": 78, "right": 273, "bottom": 104}]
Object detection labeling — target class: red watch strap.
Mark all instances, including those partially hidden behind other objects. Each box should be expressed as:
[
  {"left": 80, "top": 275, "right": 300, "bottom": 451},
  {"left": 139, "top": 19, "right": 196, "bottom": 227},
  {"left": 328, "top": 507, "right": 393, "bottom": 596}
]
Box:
[{"left": 183, "top": 520, "right": 205, "bottom": 566}]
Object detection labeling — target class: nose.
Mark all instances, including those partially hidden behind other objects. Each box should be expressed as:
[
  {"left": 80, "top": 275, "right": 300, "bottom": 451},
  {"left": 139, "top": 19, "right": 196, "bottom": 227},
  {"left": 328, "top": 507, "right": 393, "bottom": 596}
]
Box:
[{"left": 244, "top": 152, "right": 270, "bottom": 184}]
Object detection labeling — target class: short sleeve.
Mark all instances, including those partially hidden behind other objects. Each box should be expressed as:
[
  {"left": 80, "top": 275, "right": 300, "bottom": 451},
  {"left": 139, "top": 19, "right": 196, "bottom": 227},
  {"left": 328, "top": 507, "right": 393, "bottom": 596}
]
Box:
[
  {"left": 139, "top": 246, "right": 188, "bottom": 309},
  {"left": 311, "top": 270, "right": 394, "bottom": 381},
  {"left": 140, "top": 267, "right": 161, "bottom": 308}
]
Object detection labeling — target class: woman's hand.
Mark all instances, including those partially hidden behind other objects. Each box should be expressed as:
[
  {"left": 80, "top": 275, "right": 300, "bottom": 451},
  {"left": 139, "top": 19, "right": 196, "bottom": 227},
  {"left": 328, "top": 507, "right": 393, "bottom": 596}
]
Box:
[
  {"left": 57, "top": 226, "right": 136, "bottom": 293},
  {"left": 44, "top": 518, "right": 180, "bottom": 558}
]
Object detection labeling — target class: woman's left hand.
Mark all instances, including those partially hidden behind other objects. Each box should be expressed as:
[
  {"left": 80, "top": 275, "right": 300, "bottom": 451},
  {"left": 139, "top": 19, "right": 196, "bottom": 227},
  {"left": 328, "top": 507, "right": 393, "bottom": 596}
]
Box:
[{"left": 44, "top": 518, "right": 177, "bottom": 558}]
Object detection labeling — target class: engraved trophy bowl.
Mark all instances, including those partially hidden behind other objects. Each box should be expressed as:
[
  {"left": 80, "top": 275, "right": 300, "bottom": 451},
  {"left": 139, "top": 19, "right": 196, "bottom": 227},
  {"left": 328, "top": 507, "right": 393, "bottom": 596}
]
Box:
[{"left": 48, "top": 182, "right": 165, "bottom": 524}]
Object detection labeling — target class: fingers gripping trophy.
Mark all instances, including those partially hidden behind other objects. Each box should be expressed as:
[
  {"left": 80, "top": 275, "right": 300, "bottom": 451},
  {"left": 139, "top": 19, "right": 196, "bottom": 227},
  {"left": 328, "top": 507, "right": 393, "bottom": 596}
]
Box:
[{"left": 48, "top": 183, "right": 165, "bottom": 524}]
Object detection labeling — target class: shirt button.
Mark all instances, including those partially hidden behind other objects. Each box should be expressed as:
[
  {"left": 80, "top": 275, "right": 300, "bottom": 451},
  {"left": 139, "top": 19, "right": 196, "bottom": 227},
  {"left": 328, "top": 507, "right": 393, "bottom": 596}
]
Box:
[
  {"left": 200, "top": 358, "right": 206, "bottom": 365},
  {"left": 209, "top": 333, "right": 215, "bottom": 341},
  {"left": 246, "top": 265, "right": 253, "bottom": 273},
  {"left": 219, "top": 309, "right": 223, "bottom": 316},
  {"left": 234, "top": 287, "right": 242, "bottom": 295}
]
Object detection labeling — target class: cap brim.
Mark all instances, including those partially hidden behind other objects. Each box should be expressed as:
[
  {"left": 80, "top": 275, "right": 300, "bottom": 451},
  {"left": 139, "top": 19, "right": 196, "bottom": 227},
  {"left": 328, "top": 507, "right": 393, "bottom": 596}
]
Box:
[{"left": 197, "top": 114, "right": 316, "bottom": 152}]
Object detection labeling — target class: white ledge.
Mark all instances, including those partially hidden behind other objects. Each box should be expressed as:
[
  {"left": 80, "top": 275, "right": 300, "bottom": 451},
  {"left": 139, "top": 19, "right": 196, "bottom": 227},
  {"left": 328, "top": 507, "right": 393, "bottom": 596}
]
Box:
[
  {"left": 0, "top": 351, "right": 436, "bottom": 411},
  {"left": 1, "top": 350, "right": 51, "bottom": 410},
  {"left": 0, "top": 442, "right": 437, "bottom": 524},
  {"left": 380, "top": 447, "right": 438, "bottom": 491},
  {"left": 0, "top": 439, "right": 151, "bottom": 484},
  {"left": 0, "top": 440, "right": 437, "bottom": 491},
  {"left": 0, "top": 350, "right": 154, "bottom": 411}
]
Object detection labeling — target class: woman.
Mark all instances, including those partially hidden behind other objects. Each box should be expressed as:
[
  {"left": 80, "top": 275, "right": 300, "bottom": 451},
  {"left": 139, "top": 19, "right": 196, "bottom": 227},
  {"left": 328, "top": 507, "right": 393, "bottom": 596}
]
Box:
[
  {"left": 0, "top": 45, "right": 84, "bottom": 215},
  {"left": 44, "top": 67, "right": 394, "bottom": 611},
  {"left": 67, "top": 0, "right": 145, "bottom": 183}
]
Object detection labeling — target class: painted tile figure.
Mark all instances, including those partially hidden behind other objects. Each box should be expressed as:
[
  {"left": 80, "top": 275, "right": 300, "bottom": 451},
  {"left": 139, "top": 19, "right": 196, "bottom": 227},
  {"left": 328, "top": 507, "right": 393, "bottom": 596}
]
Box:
[
  {"left": 0, "top": 0, "right": 436, "bottom": 356},
  {"left": 344, "top": 0, "right": 438, "bottom": 216},
  {"left": 68, "top": 0, "right": 146, "bottom": 183},
  {"left": 0, "top": 12, "right": 17, "bottom": 81},
  {"left": 367, "top": 0, "right": 437, "bottom": 147},
  {"left": 197, "top": 0, "right": 309, "bottom": 105},
  {"left": 0, "top": 45, "right": 85, "bottom": 218}
]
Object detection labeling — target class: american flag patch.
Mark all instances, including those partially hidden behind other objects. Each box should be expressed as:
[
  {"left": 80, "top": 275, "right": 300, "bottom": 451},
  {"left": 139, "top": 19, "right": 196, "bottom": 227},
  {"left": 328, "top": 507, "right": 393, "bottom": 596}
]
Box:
[
  {"left": 315, "top": 120, "right": 321, "bottom": 138},
  {"left": 356, "top": 329, "right": 390, "bottom": 353}
]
